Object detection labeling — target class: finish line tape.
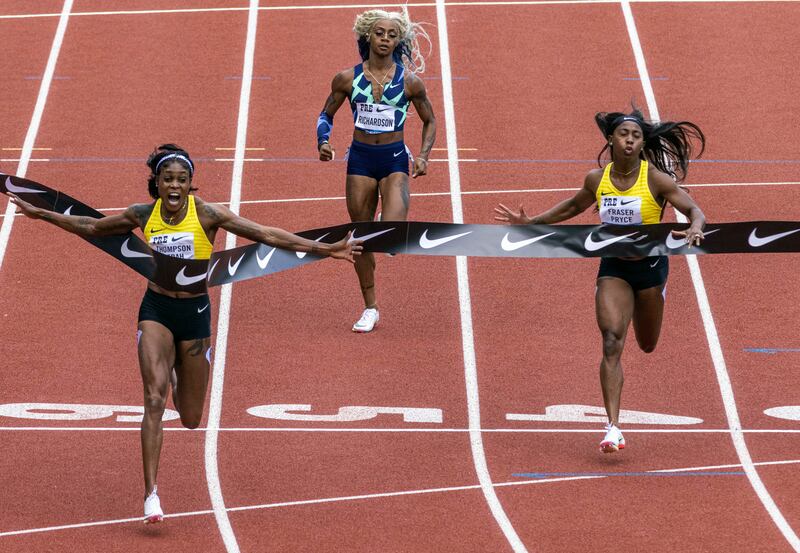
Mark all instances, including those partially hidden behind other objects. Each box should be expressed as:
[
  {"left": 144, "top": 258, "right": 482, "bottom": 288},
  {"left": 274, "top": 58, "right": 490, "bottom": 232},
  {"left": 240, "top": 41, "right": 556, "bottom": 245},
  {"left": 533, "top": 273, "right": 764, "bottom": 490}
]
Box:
[{"left": 4, "top": 173, "right": 800, "bottom": 293}]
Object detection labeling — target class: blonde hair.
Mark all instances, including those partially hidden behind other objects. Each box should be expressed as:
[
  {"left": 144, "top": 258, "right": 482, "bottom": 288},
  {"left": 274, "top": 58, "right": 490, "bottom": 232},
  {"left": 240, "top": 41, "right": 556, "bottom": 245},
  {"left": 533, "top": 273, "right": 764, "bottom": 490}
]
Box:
[{"left": 353, "top": 7, "right": 430, "bottom": 73}]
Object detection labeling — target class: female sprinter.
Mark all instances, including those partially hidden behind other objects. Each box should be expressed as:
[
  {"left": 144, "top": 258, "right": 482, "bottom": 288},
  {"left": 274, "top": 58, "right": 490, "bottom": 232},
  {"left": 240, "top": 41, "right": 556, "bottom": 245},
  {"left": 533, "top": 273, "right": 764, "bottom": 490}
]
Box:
[
  {"left": 316, "top": 8, "right": 436, "bottom": 333},
  {"left": 494, "top": 109, "right": 706, "bottom": 453},
  {"left": 7, "top": 144, "right": 361, "bottom": 522}
]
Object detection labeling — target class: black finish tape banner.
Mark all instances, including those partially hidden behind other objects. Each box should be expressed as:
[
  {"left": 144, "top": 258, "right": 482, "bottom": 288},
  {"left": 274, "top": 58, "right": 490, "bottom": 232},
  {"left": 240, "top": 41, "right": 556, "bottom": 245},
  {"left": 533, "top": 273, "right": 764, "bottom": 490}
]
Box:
[{"left": 4, "top": 173, "right": 800, "bottom": 293}]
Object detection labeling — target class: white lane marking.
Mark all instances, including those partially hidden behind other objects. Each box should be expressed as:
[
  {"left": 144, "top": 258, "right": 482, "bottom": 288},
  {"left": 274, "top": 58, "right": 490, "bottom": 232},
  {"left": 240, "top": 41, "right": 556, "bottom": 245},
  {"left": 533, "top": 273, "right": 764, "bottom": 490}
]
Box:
[
  {"left": 435, "top": 0, "right": 526, "bottom": 551},
  {"left": 5, "top": 426, "right": 800, "bottom": 433},
  {"left": 622, "top": 2, "right": 800, "bottom": 550},
  {"left": 0, "top": 0, "right": 73, "bottom": 274},
  {"left": 204, "top": 3, "right": 260, "bottom": 553},
  {"left": 3, "top": 457, "right": 799, "bottom": 538}
]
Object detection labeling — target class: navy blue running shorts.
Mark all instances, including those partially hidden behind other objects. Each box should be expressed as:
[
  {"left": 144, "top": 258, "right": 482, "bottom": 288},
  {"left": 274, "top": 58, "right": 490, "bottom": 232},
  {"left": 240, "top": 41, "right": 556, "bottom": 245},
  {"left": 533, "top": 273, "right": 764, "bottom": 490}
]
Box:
[{"left": 346, "top": 139, "right": 410, "bottom": 181}]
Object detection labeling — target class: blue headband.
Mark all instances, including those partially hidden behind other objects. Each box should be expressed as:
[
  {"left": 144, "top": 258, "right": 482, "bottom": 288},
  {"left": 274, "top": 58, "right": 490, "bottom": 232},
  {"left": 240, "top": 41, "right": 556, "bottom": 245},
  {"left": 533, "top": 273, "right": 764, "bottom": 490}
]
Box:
[{"left": 155, "top": 153, "right": 194, "bottom": 176}]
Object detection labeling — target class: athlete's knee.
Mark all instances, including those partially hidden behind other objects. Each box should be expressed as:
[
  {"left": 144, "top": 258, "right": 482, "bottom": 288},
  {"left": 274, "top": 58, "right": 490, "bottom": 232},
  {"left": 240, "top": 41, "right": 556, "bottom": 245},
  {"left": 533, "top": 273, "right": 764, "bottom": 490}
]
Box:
[
  {"left": 601, "top": 329, "right": 625, "bottom": 358},
  {"left": 143, "top": 392, "right": 168, "bottom": 416}
]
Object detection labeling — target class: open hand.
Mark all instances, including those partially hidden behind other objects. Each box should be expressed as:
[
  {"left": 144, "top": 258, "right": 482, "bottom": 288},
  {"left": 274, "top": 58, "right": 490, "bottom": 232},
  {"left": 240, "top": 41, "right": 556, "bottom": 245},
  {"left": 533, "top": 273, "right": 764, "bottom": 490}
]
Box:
[
  {"left": 329, "top": 231, "right": 362, "bottom": 263},
  {"left": 5, "top": 192, "right": 43, "bottom": 219},
  {"left": 493, "top": 203, "right": 531, "bottom": 225},
  {"left": 670, "top": 228, "right": 704, "bottom": 248}
]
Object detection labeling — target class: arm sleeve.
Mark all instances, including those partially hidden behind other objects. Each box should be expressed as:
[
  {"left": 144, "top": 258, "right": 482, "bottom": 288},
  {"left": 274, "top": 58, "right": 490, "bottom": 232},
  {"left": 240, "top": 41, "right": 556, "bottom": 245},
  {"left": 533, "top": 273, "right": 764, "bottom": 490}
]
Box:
[{"left": 316, "top": 111, "right": 334, "bottom": 148}]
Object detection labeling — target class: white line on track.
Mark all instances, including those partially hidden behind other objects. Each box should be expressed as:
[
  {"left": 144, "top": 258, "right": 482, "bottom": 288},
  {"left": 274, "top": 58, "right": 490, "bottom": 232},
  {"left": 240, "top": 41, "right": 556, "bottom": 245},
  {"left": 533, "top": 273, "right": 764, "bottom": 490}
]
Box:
[
  {"left": 203, "top": 3, "right": 259, "bottom": 553},
  {"left": 3, "top": 426, "right": 800, "bottom": 433},
  {"left": 621, "top": 1, "right": 800, "bottom": 550},
  {"left": 3, "top": 458, "right": 798, "bottom": 538},
  {"left": 3, "top": 0, "right": 799, "bottom": 21},
  {"left": 0, "top": 0, "right": 72, "bottom": 274},
  {"left": 435, "top": 1, "right": 527, "bottom": 551}
]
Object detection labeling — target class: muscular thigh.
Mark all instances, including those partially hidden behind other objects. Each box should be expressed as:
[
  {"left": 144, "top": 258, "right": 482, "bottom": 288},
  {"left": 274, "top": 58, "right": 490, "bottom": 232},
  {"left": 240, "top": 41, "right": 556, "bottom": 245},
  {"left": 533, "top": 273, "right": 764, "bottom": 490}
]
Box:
[
  {"left": 174, "top": 338, "right": 211, "bottom": 410},
  {"left": 378, "top": 172, "right": 410, "bottom": 220},
  {"left": 595, "top": 277, "right": 635, "bottom": 335},
  {"left": 346, "top": 174, "right": 379, "bottom": 221},
  {"left": 137, "top": 320, "right": 175, "bottom": 390}
]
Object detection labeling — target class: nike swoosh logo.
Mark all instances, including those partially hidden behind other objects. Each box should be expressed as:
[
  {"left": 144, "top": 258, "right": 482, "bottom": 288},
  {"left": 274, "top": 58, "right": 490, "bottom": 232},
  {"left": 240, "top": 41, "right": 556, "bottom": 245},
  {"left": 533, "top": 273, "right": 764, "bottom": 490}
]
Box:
[
  {"left": 176, "top": 266, "right": 207, "bottom": 286},
  {"left": 393, "top": 151, "right": 404, "bottom": 157},
  {"left": 197, "top": 304, "right": 209, "bottom": 313},
  {"left": 600, "top": 191, "right": 611, "bottom": 196},
  {"left": 650, "top": 258, "right": 660, "bottom": 268},
  {"left": 419, "top": 229, "right": 472, "bottom": 249},
  {"left": 500, "top": 231, "right": 556, "bottom": 252},
  {"left": 584, "top": 231, "right": 639, "bottom": 252},
  {"left": 170, "top": 235, "right": 183, "bottom": 242},
  {"left": 748, "top": 228, "right": 800, "bottom": 248},
  {"left": 120, "top": 238, "right": 152, "bottom": 258},
  {"left": 5, "top": 176, "right": 45, "bottom": 194},
  {"left": 256, "top": 247, "right": 276, "bottom": 270},
  {"left": 620, "top": 199, "right": 638, "bottom": 206},
  {"left": 206, "top": 259, "right": 220, "bottom": 278},
  {"left": 227, "top": 253, "right": 245, "bottom": 276},
  {"left": 297, "top": 233, "right": 330, "bottom": 259},
  {"left": 376, "top": 106, "right": 394, "bottom": 113},
  {"left": 63, "top": 205, "right": 73, "bottom": 216},
  {"left": 149, "top": 228, "right": 164, "bottom": 234},
  {"left": 665, "top": 228, "right": 719, "bottom": 249},
  {"left": 350, "top": 228, "right": 395, "bottom": 243}
]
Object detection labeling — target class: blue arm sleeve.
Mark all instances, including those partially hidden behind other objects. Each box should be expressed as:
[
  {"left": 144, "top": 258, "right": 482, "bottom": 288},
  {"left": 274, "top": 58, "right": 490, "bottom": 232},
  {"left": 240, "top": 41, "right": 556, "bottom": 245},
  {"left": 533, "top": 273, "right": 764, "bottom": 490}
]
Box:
[{"left": 317, "top": 111, "right": 333, "bottom": 148}]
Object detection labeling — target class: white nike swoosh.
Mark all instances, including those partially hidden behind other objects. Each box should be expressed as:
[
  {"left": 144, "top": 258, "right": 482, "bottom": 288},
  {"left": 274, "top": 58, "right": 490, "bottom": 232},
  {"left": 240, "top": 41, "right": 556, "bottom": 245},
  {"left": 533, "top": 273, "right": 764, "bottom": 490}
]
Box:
[
  {"left": 500, "top": 231, "right": 556, "bottom": 252},
  {"left": 63, "top": 205, "right": 73, "bottom": 216},
  {"left": 176, "top": 266, "right": 207, "bottom": 286},
  {"left": 297, "top": 233, "right": 330, "bottom": 259},
  {"left": 650, "top": 258, "right": 660, "bottom": 267},
  {"left": 393, "top": 151, "right": 403, "bottom": 157},
  {"left": 748, "top": 228, "right": 800, "bottom": 248},
  {"left": 227, "top": 253, "right": 245, "bottom": 276},
  {"left": 349, "top": 228, "right": 395, "bottom": 243},
  {"left": 5, "top": 176, "right": 45, "bottom": 194},
  {"left": 206, "top": 259, "right": 220, "bottom": 278},
  {"left": 197, "top": 304, "right": 209, "bottom": 313},
  {"left": 583, "top": 231, "right": 639, "bottom": 252},
  {"left": 120, "top": 238, "right": 152, "bottom": 258},
  {"left": 419, "top": 229, "right": 472, "bottom": 249},
  {"left": 665, "top": 228, "right": 720, "bottom": 249},
  {"left": 256, "top": 247, "right": 276, "bottom": 270}
]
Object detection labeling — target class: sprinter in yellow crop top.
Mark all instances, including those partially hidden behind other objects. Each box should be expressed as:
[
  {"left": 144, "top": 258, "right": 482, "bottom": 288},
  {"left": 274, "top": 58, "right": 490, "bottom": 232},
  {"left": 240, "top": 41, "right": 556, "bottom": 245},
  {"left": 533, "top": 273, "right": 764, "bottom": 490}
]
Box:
[
  {"left": 494, "top": 109, "right": 706, "bottom": 455},
  {"left": 8, "top": 144, "right": 361, "bottom": 524}
]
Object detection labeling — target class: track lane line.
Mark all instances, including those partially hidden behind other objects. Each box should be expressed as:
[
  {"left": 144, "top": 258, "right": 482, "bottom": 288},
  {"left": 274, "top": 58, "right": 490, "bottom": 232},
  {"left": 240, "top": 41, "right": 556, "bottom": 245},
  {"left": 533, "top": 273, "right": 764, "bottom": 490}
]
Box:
[
  {"left": 4, "top": 458, "right": 799, "bottom": 538},
  {"left": 435, "top": 1, "right": 527, "bottom": 551},
  {"left": 204, "top": 2, "right": 260, "bottom": 552},
  {"left": 0, "top": 0, "right": 73, "bottom": 274},
  {"left": 621, "top": 2, "right": 800, "bottom": 549}
]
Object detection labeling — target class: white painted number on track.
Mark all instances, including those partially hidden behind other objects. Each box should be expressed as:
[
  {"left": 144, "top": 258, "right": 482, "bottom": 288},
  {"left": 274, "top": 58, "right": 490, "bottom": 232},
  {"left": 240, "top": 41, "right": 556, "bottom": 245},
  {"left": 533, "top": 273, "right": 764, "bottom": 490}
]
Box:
[
  {"left": 506, "top": 404, "right": 704, "bottom": 425},
  {"left": 247, "top": 404, "right": 443, "bottom": 423},
  {"left": 0, "top": 402, "right": 179, "bottom": 422}
]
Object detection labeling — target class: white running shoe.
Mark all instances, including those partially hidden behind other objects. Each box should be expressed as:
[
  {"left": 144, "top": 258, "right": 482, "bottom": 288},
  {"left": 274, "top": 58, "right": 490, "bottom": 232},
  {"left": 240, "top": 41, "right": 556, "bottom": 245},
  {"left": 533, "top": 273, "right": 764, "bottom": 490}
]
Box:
[
  {"left": 143, "top": 487, "right": 164, "bottom": 524},
  {"left": 352, "top": 308, "right": 379, "bottom": 333},
  {"left": 599, "top": 424, "right": 626, "bottom": 453}
]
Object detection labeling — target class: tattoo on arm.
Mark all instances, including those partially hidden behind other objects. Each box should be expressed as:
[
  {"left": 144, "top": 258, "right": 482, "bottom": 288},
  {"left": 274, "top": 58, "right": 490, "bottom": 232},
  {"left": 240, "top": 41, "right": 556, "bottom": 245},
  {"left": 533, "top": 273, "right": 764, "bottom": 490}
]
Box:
[
  {"left": 131, "top": 204, "right": 152, "bottom": 229},
  {"left": 202, "top": 203, "right": 225, "bottom": 224}
]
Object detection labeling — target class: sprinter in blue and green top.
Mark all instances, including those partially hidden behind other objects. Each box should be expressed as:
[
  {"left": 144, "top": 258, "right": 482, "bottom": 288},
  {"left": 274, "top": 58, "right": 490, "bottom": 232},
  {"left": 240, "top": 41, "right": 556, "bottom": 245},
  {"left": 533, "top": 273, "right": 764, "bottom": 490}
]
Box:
[
  {"left": 495, "top": 108, "right": 706, "bottom": 455},
  {"left": 316, "top": 8, "right": 436, "bottom": 333}
]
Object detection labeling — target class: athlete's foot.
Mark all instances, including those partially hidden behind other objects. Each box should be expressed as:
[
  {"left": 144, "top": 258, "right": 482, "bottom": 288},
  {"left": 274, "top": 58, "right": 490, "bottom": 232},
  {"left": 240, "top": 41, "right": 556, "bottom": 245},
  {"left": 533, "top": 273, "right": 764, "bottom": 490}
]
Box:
[
  {"left": 599, "top": 424, "right": 625, "bottom": 453},
  {"left": 352, "top": 308, "right": 379, "bottom": 333},
  {"left": 143, "top": 486, "right": 164, "bottom": 524}
]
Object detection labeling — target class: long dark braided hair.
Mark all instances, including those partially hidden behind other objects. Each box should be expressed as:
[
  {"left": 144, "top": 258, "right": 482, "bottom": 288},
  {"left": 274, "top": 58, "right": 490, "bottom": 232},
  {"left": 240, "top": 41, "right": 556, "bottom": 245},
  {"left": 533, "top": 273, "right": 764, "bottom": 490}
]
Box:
[
  {"left": 146, "top": 144, "right": 197, "bottom": 199},
  {"left": 595, "top": 108, "right": 705, "bottom": 182}
]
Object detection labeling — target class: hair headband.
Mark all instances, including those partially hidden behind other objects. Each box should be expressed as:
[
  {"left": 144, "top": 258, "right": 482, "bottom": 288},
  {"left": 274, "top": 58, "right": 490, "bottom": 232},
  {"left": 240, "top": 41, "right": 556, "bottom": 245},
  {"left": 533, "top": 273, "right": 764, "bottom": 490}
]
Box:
[
  {"left": 610, "top": 115, "right": 644, "bottom": 130},
  {"left": 155, "top": 153, "right": 194, "bottom": 176}
]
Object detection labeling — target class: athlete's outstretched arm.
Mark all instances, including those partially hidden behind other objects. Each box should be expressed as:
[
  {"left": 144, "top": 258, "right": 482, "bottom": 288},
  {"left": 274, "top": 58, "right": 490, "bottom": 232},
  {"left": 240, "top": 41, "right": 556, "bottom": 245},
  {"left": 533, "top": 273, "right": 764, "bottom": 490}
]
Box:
[
  {"left": 197, "top": 199, "right": 361, "bottom": 262},
  {"left": 7, "top": 192, "right": 142, "bottom": 236},
  {"left": 494, "top": 171, "right": 598, "bottom": 225}
]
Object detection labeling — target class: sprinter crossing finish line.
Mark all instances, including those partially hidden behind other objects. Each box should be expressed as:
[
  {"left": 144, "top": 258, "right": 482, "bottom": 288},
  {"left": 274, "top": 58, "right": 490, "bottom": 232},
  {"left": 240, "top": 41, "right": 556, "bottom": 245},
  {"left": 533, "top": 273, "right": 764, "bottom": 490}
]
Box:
[{"left": 3, "top": 173, "right": 800, "bottom": 294}]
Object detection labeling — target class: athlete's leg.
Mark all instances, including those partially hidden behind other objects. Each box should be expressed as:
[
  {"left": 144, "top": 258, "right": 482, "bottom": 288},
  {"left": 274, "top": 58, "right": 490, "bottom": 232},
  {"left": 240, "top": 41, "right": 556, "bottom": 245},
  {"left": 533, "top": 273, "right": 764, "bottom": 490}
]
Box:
[
  {"left": 595, "top": 277, "right": 635, "bottom": 426},
  {"left": 631, "top": 284, "right": 666, "bottom": 353},
  {"left": 346, "top": 174, "right": 380, "bottom": 308},
  {"left": 377, "top": 172, "right": 410, "bottom": 221},
  {"left": 137, "top": 320, "right": 175, "bottom": 499},
  {"left": 172, "top": 337, "right": 211, "bottom": 429}
]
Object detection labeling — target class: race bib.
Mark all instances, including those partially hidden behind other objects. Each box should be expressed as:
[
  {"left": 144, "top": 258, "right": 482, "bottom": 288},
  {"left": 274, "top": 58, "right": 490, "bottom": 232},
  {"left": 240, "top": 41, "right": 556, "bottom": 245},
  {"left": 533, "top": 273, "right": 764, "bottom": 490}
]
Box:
[
  {"left": 599, "top": 195, "right": 643, "bottom": 225},
  {"left": 149, "top": 232, "right": 196, "bottom": 259},
  {"left": 354, "top": 102, "right": 395, "bottom": 132}
]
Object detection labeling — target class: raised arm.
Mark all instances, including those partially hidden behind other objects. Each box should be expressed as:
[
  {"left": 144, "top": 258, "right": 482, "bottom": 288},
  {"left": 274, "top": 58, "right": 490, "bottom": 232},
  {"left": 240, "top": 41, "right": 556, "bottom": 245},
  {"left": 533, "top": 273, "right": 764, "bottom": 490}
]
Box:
[
  {"left": 317, "top": 70, "right": 352, "bottom": 162},
  {"left": 407, "top": 74, "right": 436, "bottom": 178},
  {"left": 7, "top": 192, "right": 143, "bottom": 236},
  {"left": 494, "top": 171, "right": 599, "bottom": 225},
  {"left": 198, "top": 199, "right": 361, "bottom": 262}
]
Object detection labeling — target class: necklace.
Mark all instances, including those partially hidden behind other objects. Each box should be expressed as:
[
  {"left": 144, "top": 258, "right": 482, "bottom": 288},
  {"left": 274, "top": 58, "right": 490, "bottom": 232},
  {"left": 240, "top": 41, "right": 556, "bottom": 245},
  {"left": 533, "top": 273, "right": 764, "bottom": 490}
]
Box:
[
  {"left": 364, "top": 62, "right": 393, "bottom": 101},
  {"left": 162, "top": 198, "right": 187, "bottom": 225},
  {"left": 610, "top": 163, "right": 640, "bottom": 177}
]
